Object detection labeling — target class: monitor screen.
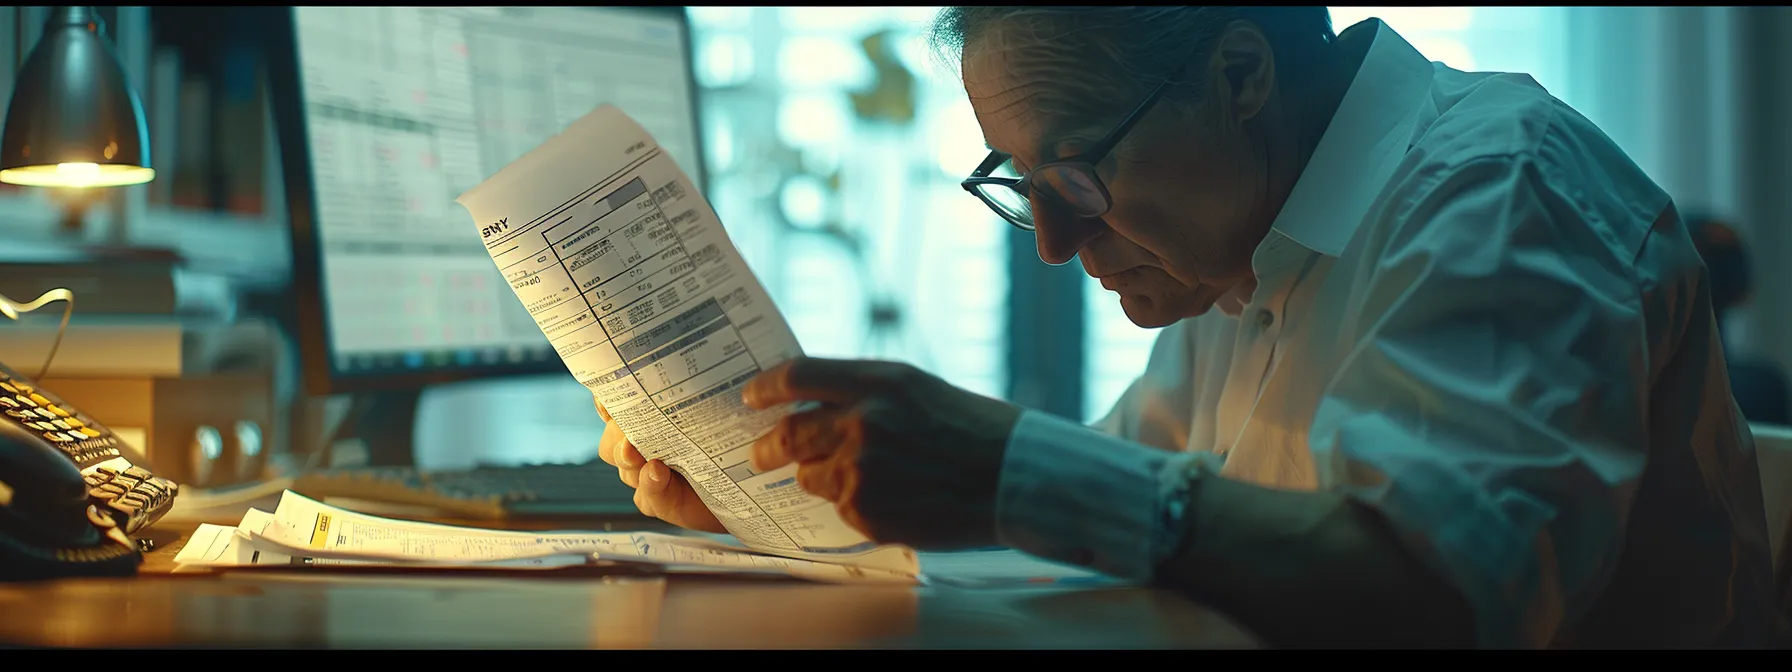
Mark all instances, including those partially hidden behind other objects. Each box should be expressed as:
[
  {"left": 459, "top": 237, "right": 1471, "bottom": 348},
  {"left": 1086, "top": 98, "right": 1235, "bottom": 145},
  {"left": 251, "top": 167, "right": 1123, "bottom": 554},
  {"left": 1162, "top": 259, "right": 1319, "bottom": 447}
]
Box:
[{"left": 283, "top": 6, "right": 702, "bottom": 391}]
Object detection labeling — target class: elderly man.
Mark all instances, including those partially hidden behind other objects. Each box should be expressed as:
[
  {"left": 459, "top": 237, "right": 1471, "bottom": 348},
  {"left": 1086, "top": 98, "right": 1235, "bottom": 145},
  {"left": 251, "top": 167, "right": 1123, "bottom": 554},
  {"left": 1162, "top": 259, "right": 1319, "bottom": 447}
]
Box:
[{"left": 597, "top": 7, "right": 1779, "bottom": 648}]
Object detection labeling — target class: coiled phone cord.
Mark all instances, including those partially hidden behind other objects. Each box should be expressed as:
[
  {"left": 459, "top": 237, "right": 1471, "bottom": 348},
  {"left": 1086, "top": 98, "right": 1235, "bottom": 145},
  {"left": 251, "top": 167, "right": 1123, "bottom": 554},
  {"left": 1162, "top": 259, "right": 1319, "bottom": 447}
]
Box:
[{"left": 0, "top": 507, "right": 141, "bottom": 581}]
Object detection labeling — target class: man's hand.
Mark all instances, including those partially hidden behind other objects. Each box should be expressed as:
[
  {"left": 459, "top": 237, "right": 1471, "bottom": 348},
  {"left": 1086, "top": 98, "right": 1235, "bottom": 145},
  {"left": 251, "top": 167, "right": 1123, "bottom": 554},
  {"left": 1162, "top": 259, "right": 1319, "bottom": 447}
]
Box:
[
  {"left": 743, "top": 357, "right": 1023, "bottom": 550},
  {"left": 594, "top": 400, "right": 726, "bottom": 533}
]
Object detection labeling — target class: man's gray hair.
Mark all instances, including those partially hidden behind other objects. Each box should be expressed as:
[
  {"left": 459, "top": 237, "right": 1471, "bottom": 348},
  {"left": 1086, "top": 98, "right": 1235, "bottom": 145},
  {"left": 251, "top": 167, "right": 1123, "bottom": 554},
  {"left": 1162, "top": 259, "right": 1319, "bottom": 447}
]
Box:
[{"left": 929, "top": 6, "right": 1337, "bottom": 132}]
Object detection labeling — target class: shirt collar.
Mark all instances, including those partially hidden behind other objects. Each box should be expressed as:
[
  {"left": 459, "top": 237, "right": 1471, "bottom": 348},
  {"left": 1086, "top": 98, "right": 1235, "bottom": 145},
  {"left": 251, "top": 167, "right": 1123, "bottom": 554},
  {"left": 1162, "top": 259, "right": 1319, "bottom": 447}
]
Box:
[{"left": 1259, "top": 18, "right": 1436, "bottom": 263}]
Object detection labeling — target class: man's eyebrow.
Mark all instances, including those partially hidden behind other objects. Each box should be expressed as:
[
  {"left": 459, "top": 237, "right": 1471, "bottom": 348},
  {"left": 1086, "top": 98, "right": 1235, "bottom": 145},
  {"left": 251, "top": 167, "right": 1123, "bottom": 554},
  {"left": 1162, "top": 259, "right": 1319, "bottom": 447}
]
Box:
[
  {"left": 1032, "top": 122, "right": 1101, "bottom": 163},
  {"left": 984, "top": 124, "right": 1094, "bottom": 166}
]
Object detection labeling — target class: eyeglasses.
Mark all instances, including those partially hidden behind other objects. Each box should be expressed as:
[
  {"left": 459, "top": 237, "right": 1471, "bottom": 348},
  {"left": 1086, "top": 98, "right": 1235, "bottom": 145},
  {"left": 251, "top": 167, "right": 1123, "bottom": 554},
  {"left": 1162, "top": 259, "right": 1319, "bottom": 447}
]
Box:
[{"left": 959, "top": 75, "right": 1177, "bottom": 232}]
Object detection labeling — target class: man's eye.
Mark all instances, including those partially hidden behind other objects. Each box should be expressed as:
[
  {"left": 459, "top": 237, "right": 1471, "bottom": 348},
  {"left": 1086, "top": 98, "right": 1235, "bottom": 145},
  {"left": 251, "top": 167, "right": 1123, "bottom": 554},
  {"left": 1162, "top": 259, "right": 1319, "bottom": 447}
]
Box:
[{"left": 1051, "top": 141, "right": 1090, "bottom": 162}]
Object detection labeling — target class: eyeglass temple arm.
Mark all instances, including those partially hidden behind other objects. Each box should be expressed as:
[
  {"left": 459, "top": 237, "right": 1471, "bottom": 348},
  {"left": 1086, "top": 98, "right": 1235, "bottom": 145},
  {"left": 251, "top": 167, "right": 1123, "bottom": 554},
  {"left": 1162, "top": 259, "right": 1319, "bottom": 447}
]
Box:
[{"left": 972, "top": 149, "right": 1011, "bottom": 177}]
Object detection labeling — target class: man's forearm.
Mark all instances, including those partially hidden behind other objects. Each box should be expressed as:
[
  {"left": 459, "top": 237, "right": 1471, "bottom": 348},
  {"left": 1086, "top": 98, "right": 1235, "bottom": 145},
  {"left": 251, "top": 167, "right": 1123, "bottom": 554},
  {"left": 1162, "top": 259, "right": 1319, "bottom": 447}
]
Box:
[
  {"left": 996, "top": 410, "right": 1477, "bottom": 647},
  {"left": 1156, "top": 473, "right": 1477, "bottom": 648}
]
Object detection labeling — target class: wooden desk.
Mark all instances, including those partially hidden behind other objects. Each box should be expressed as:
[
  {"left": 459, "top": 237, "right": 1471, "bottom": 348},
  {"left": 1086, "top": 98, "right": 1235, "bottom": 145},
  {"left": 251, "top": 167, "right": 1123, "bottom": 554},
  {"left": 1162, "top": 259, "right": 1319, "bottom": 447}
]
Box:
[{"left": 0, "top": 517, "right": 1261, "bottom": 649}]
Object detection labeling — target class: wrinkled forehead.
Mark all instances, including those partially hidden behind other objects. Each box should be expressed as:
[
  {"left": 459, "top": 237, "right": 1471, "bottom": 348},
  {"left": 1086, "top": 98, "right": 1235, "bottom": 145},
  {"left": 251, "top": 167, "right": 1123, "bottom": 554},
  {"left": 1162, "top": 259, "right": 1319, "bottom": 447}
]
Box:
[{"left": 961, "top": 34, "right": 1094, "bottom": 166}]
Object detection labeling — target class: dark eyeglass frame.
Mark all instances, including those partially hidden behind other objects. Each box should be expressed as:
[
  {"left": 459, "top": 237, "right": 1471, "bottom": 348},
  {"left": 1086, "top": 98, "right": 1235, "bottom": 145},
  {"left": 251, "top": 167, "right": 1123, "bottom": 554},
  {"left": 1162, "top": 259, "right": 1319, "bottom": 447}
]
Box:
[{"left": 959, "top": 75, "right": 1178, "bottom": 232}]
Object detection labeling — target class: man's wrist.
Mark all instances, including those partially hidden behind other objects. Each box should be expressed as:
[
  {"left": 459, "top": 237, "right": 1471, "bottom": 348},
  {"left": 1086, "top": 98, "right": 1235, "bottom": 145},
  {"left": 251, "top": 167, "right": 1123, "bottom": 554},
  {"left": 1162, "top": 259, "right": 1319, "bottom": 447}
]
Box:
[
  {"left": 993, "top": 410, "right": 1205, "bottom": 580},
  {"left": 970, "top": 397, "right": 1025, "bottom": 549}
]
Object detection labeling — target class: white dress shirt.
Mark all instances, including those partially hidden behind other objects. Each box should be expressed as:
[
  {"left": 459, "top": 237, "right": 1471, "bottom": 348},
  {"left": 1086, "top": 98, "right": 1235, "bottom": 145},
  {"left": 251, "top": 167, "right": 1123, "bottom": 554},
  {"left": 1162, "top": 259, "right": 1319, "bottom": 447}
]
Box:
[{"left": 992, "top": 19, "right": 1778, "bottom": 649}]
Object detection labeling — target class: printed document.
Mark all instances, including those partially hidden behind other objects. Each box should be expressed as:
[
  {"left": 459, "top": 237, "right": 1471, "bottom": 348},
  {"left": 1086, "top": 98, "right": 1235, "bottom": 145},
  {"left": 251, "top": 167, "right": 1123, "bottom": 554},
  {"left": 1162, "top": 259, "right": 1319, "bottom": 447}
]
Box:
[
  {"left": 173, "top": 521, "right": 590, "bottom": 572},
  {"left": 185, "top": 506, "right": 593, "bottom": 570},
  {"left": 245, "top": 492, "right": 637, "bottom": 563},
  {"left": 456, "top": 104, "right": 914, "bottom": 576},
  {"left": 173, "top": 493, "right": 1107, "bottom": 587},
  {"left": 179, "top": 491, "right": 915, "bottom": 584}
]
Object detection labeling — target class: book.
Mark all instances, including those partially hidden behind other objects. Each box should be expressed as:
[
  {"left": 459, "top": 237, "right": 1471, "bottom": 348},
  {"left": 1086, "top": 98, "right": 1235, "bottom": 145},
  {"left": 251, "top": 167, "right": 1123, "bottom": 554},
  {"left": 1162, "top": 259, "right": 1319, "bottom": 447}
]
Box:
[{"left": 0, "top": 314, "right": 183, "bottom": 379}]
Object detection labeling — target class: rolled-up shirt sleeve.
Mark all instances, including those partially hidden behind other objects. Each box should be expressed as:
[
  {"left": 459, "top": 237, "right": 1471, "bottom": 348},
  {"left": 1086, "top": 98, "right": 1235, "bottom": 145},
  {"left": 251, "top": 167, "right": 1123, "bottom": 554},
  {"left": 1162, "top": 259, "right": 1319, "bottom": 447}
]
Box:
[
  {"left": 994, "top": 409, "right": 1222, "bottom": 581},
  {"left": 1309, "top": 154, "right": 1656, "bottom": 648}
]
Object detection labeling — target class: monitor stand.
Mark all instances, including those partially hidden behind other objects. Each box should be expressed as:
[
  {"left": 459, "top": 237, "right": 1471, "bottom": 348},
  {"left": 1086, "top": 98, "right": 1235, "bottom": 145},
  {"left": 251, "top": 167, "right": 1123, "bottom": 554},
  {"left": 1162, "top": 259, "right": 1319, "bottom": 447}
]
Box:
[{"left": 333, "top": 390, "right": 422, "bottom": 467}]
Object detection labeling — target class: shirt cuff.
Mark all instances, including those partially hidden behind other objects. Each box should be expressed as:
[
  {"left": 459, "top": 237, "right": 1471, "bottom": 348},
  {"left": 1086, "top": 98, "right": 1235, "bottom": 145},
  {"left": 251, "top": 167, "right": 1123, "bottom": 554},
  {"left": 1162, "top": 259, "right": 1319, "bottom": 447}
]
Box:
[{"left": 994, "top": 409, "right": 1210, "bottom": 581}]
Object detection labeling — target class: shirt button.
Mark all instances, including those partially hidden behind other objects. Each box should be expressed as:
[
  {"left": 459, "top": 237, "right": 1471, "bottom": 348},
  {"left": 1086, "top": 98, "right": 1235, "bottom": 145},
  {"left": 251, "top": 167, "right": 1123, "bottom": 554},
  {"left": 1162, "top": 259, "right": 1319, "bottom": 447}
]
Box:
[{"left": 1257, "top": 310, "right": 1275, "bottom": 329}]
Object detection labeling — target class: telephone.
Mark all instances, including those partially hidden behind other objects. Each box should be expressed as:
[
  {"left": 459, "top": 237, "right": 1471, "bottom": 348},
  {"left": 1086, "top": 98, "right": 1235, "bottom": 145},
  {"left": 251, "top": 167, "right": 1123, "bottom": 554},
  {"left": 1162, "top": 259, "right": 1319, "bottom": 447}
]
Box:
[{"left": 0, "top": 359, "right": 179, "bottom": 581}]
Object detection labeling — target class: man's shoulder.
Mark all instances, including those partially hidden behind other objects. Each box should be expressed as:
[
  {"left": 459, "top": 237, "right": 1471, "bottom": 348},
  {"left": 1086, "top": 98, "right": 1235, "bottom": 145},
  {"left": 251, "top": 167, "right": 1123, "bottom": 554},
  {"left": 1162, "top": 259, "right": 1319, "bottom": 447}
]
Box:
[
  {"left": 1378, "top": 66, "right": 1671, "bottom": 262},
  {"left": 1408, "top": 67, "right": 1565, "bottom": 164},
  {"left": 1414, "top": 67, "right": 1665, "bottom": 201}
]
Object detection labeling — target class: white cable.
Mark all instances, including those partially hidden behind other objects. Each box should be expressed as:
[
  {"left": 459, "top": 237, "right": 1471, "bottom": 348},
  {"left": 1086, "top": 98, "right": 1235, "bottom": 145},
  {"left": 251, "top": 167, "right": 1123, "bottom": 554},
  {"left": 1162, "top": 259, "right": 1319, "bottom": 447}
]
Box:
[
  {"left": 161, "top": 477, "right": 296, "bottom": 521},
  {"left": 0, "top": 287, "right": 74, "bottom": 380}
]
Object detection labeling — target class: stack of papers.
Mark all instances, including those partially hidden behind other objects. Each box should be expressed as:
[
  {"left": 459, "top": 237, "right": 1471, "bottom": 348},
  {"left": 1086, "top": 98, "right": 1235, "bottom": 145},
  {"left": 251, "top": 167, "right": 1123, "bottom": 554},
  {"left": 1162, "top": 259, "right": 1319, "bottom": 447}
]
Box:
[
  {"left": 173, "top": 491, "right": 1114, "bottom": 588},
  {"left": 175, "top": 491, "right": 921, "bottom": 583}
]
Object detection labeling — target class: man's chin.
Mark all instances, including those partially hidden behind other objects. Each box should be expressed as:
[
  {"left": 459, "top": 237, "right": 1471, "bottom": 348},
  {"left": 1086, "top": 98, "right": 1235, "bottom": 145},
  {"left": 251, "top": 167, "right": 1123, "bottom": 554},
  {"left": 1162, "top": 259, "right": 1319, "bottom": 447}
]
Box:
[{"left": 1117, "top": 292, "right": 1211, "bottom": 328}]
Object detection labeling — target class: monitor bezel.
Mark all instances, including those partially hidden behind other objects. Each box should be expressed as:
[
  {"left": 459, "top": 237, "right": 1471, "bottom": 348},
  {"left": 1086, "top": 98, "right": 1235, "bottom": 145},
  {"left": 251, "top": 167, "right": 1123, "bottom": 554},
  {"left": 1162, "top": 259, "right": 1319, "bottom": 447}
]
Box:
[{"left": 265, "top": 5, "right": 710, "bottom": 396}]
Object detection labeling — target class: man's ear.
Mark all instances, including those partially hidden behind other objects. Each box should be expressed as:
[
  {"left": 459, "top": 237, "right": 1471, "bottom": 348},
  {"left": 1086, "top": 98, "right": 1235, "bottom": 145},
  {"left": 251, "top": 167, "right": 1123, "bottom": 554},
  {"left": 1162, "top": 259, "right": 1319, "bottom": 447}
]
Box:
[{"left": 1208, "top": 20, "right": 1276, "bottom": 123}]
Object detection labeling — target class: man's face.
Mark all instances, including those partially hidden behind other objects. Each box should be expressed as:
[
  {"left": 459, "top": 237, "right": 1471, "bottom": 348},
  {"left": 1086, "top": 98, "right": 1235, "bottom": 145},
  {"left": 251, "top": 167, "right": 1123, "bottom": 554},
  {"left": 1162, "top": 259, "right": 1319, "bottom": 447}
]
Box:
[{"left": 963, "top": 39, "right": 1276, "bottom": 328}]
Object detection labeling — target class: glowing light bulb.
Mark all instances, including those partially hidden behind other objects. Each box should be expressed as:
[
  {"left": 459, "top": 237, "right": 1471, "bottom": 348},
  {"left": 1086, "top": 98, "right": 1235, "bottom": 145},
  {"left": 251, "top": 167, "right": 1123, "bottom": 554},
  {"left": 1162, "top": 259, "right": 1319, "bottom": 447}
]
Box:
[{"left": 0, "top": 161, "right": 155, "bottom": 188}]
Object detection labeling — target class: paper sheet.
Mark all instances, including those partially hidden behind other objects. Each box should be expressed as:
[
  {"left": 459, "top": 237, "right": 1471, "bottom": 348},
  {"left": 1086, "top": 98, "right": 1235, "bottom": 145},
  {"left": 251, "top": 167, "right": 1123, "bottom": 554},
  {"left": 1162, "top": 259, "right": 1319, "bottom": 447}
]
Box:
[
  {"left": 172, "top": 521, "right": 592, "bottom": 572},
  {"left": 172, "top": 494, "right": 1122, "bottom": 588},
  {"left": 455, "top": 104, "right": 915, "bottom": 576},
  {"left": 207, "top": 491, "right": 916, "bottom": 584},
  {"left": 245, "top": 491, "right": 640, "bottom": 563},
  {"left": 915, "top": 549, "right": 1117, "bottom": 588}
]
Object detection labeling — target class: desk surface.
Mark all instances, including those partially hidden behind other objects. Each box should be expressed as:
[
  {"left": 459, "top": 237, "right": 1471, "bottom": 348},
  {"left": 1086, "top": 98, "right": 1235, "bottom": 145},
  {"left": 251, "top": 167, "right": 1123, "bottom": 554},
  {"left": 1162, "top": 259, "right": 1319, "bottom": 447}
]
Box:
[{"left": 0, "top": 515, "right": 1261, "bottom": 649}]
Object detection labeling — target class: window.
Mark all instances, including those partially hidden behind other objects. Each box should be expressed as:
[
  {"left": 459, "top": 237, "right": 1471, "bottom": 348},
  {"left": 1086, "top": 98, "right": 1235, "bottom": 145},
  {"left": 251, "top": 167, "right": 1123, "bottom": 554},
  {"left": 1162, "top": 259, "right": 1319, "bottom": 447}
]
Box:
[
  {"left": 1080, "top": 7, "right": 1567, "bottom": 422},
  {"left": 690, "top": 7, "right": 1008, "bottom": 399}
]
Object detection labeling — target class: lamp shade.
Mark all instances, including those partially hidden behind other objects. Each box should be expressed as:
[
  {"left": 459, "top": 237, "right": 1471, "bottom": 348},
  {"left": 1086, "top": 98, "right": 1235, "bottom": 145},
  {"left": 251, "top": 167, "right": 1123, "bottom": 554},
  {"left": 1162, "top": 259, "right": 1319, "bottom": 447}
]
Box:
[{"left": 0, "top": 6, "right": 153, "bottom": 188}]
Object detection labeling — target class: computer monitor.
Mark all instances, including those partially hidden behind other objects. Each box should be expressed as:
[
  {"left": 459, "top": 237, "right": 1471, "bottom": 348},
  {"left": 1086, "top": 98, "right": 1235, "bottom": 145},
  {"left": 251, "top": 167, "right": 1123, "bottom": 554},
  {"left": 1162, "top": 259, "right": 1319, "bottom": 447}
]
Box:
[{"left": 266, "top": 6, "right": 707, "bottom": 395}]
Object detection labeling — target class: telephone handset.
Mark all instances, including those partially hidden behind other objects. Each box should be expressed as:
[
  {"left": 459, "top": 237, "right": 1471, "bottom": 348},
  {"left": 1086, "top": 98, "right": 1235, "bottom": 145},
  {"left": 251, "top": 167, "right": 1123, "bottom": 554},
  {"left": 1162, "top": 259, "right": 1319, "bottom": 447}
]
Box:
[{"left": 0, "top": 359, "right": 179, "bottom": 581}]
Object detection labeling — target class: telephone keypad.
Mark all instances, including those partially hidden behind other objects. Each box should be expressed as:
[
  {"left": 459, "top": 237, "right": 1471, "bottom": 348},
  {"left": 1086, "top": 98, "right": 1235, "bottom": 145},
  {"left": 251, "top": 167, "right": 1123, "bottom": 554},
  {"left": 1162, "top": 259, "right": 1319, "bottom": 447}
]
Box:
[
  {"left": 0, "top": 373, "right": 121, "bottom": 468},
  {"left": 0, "top": 365, "right": 177, "bottom": 535},
  {"left": 86, "top": 467, "right": 176, "bottom": 534}
]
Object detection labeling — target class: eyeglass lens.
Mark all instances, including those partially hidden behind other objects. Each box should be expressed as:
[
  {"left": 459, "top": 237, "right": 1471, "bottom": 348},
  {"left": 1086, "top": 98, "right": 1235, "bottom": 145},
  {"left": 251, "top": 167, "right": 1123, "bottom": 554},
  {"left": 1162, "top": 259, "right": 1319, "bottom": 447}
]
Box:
[
  {"left": 974, "top": 163, "right": 1109, "bottom": 229},
  {"left": 974, "top": 182, "right": 1033, "bottom": 226},
  {"left": 1032, "top": 164, "right": 1107, "bottom": 217}
]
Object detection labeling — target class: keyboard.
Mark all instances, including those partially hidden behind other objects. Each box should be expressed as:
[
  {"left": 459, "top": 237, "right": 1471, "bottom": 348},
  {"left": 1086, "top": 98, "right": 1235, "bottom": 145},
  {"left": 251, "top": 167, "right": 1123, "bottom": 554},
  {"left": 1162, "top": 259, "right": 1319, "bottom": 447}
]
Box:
[{"left": 290, "top": 461, "right": 646, "bottom": 520}]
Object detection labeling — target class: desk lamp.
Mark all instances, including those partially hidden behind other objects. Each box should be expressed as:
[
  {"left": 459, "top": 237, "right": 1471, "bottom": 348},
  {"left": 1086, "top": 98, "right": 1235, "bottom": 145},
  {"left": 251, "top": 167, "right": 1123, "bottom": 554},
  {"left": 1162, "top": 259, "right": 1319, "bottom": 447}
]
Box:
[
  {"left": 0, "top": 5, "right": 153, "bottom": 233},
  {"left": 0, "top": 7, "right": 146, "bottom": 378}
]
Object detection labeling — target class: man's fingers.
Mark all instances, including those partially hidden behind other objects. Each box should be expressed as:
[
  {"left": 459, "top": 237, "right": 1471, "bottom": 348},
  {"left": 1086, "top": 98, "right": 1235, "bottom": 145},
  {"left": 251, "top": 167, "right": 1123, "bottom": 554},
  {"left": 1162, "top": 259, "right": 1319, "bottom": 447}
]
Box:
[
  {"left": 743, "top": 357, "right": 911, "bottom": 409},
  {"left": 598, "top": 425, "right": 619, "bottom": 466},
  {"left": 599, "top": 427, "right": 642, "bottom": 470},
  {"left": 752, "top": 409, "right": 850, "bottom": 471},
  {"left": 618, "top": 462, "right": 639, "bottom": 488},
  {"left": 639, "top": 459, "right": 667, "bottom": 494},
  {"left": 603, "top": 426, "right": 644, "bottom": 488},
  {"left": 660, "top": 464, "right": 729, "bottom": 534},
  {"left": 836, "top": 501, "right": 874, "bottom": 541},
  {"left": 617, "top": 438, "right": 644, "bottom": 469},
  {"left": 634, "top": 459, "right": 668, "bottom": 518},
  {"left": 593, "top": 398, "right": 612, "bottom": 423},
  {"left": 794, "top": 455, "right": 854, "bottom": 503},
  {"left": 638, "top": 460, "right": 729, "bottom": 534},
  {"left": 633, "top": 482, "right": 658, "bottom": 518}
]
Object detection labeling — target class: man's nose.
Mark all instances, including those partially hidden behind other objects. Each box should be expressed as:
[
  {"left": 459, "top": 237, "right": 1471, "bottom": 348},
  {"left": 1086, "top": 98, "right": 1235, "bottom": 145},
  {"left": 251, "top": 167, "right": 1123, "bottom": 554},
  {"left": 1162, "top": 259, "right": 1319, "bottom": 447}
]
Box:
[{"left": 1033, "top": 204, "right": 1107, "bottom": 266}]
